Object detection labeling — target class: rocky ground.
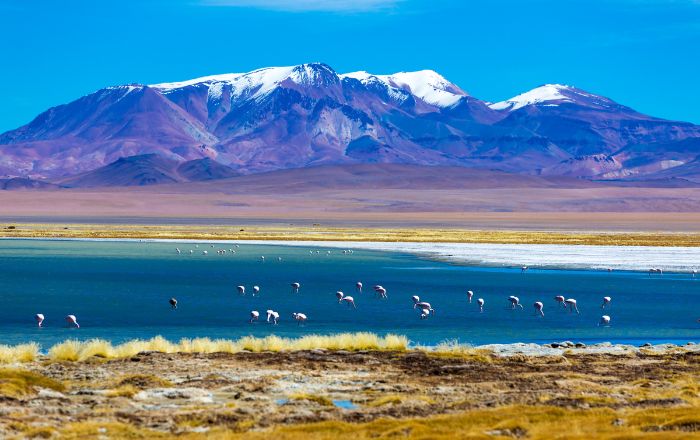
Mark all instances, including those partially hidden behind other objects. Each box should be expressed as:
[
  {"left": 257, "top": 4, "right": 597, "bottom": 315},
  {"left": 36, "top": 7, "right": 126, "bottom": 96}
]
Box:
[{"left": 2, "top": 346, "right": 700, "bottom": 439}]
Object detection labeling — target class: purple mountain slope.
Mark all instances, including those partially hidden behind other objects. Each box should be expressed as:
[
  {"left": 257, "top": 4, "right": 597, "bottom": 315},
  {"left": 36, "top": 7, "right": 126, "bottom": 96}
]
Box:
[
  {"left": 0, "top": 64, "right": 699, "bottom": 184},
  {"left": 59, "top": 154, "right": 239, "bottom": 187}
]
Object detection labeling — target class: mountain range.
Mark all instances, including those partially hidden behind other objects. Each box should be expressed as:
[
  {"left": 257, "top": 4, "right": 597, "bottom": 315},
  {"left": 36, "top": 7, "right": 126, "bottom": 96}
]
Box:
[{"left": 1, "top": 62, "right": 699, "bottom": 187}]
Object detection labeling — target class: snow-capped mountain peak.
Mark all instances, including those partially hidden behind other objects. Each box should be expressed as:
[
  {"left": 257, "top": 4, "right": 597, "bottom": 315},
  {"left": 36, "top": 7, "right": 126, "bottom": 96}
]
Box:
[
  {"left": 489, "top": 84, "right": 575, "bottom": 111},
  {"left": 489, "top": 84, "right": 615, "bottom": 112},
  {"left": 341, "top": 69, "right": 466, "bottom": 107}
]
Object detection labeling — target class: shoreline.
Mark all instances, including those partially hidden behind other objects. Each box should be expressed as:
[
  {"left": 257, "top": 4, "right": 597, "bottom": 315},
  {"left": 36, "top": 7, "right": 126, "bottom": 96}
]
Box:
[{"left": 3, "top": 234, "right": 700, "bottom": 272}]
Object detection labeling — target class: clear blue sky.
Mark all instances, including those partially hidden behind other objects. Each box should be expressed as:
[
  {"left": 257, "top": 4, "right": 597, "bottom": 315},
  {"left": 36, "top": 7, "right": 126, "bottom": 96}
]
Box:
[{"left": 1, "top": 0, "right": 699, "bottom": 132}]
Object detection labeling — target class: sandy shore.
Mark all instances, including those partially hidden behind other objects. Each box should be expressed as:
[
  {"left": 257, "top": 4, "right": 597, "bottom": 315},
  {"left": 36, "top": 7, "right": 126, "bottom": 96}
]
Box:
[{"left": 2, "top": 344, "right": 700, "bottom": 439}]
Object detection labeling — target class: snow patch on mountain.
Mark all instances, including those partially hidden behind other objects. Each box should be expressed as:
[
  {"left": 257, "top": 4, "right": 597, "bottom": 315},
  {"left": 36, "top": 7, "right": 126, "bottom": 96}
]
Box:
[
  {"left": 490, "top": 84, "right": 574, "bottom": 111},
  {"left": 342, "top": 69, "right": 466, "bottom": 107}
]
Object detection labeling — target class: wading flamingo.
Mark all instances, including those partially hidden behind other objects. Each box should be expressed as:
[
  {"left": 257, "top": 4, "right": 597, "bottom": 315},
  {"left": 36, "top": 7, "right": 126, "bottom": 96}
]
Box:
[
  {"left": 253, "top": 286, "right": 260, "bottom": 296},
  {"left": 419, "top": 308, "right": 431, "bottom": 319},
  {"left": 356, "top": 282, "right": 363, "bottom": 293},
  {"left": 565, "top": 298, "right": 580, "bottom": 314},
  {"left": 291, "top": 282, "right": 301, "bottom": 293},
  {"left": 477, "top": 298, "right": 485, "bottom": 312},
  {"left": 237, "top": 285, "right": 246, "bottom": 295},
  {"left": 508, "top": 296, "right": 523, "bottom": 309},
  {"left": 521, "top": 266, "right": 528, "bottom": 273},
  {"left": 601, "top": 296, "right": 611, "bottom": 309},
  {"left": 554, "top": 295, "right": 566, "bottom": 308},
  {"left": 416, "top": 302, "right": 435, "bottom": 315},
  {"left": 599, "top": 315, "right": 611, "bottom": 326},
  {"left": 340, "top": 296, "right": 356, "bottom": 308},
  {"left": 250, "top": 310, "right": 259, "bottom": 323},
  {"left": 375, "top": 286, "right": 387, "bottom": 299},
  {"left": 411, "top": 295, "right": 420, "bottom": 304},
  {"left": 292, "top": 312, "right": 307, "bottom": 325},
  {"left": 467, "top": 290, "right": 474, "bottom": 303},
  {"left": 169, "top": 298, "right": 178, "bottom": 309},
  {"left": 35, "top": 313, "right": 44, "bottom": 328},
  {"left": 534, "top": 301, "right": 544, "bottom": 317},
  {"left": 266, "top": 310, "right": 279, "bottom": 325},
  {"left": 65, "top": 315, "right": 80, "bottom": 328}
]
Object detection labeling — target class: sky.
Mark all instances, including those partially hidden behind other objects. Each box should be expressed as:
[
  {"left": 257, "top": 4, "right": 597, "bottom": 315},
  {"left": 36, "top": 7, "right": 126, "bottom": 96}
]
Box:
[{"left": 0, "top": 0, "right": 699, "bottom": 132}]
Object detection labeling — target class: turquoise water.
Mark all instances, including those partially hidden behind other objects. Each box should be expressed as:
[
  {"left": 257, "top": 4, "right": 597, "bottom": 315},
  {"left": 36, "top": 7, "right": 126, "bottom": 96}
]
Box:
[{"left": 0, "top": 239, "right": 699, "bottom": 348}]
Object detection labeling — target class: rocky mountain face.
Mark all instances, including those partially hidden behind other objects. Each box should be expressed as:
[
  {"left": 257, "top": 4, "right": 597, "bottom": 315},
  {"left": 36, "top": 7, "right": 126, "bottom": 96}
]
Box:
[{"left": 1, "top": 63, "right": 698, "bottom": 186}]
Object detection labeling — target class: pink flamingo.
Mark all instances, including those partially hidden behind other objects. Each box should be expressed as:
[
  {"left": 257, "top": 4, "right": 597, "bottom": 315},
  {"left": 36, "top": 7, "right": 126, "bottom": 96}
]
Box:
[
  {"left": 467, "top": 290, "right": 474, "bottom": 303},
  {"left": 415, "top": 302, "right": 434, "bottom": 315},
  {"left": 237, "top": 285, "right": 245, "bottom": 295},
  {"left": 253, "top": 286, "right": 260, "bottom": 296},
  {"left": 291, "top": 282, "right": 301, "bottom": 293},
  {"left": 508, "top": 296, "right": 523, "bottom": 309},
  {"left": 356, "top": 282, "right": 363, "bottom": 293},
  {"left": 292, "top": 312, "right": 307, "bottom": 325},
  {"left": 477, "top": 298, "right": 484, "bottom": 312},
  {"left": 169, "top": 298, "right": 178, "bottom": 309},
  {"left": 411, "top": 295, "right": 420, "bottom": 304},
  {"left": 65, "top": 315, "right": 80, "bottom": 328},
  {"left": 599, "top": 315, "right": 611, "bottom": 326},
  {"left": 35, "top": 313, "right": 44, "bottom": 328},
  {"left": 554, "top": 295, "right": 566, "bottom": 308},
  {"left": 340, "top": 296, "right": 356, "bottom": 308},
  {"left": 565, "top": 298, "right": 579, "bottom": 314},
  {"left": 250, "top": 310, "right": 260, "bottom": 323},
  {"left": 375, "top": 286, "right": 387, "bottom": 299},
  {"left": 601, "top": 296, "right": 611, "bottom": 309},
  {"left": 266, "top": 309, "right": 279, "bottom": 324},
  {"left": 534, "top": 301, "right": 544, "bottom": 317},
  {"left": 419, "top": 308, "right": 431, "bottom": 320},
  {"left": 336, "top": 291, "right": 344, "bottom": 300}
]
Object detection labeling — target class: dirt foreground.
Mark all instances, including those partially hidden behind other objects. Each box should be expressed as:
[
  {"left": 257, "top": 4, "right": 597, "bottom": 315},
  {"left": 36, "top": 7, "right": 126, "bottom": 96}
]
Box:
[{"left": 2, "top": 346, "right": 700, "bottom": 439}]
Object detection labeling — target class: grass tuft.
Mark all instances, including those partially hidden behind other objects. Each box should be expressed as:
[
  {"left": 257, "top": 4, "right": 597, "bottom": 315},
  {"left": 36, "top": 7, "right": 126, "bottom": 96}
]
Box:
[{"left": 0, "top": 368, "right": 65, "bottom": 398}]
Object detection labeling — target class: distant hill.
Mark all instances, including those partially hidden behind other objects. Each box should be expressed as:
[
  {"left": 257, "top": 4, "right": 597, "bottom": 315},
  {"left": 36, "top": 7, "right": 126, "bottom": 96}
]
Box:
[{"left": 59, "top": 154, "right": 239, "bottom": 187}]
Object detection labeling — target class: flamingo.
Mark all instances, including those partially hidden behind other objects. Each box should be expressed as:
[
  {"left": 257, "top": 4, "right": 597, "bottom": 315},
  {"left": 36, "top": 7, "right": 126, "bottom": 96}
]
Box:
[
  {"left": 237, "top": 285, "right": 246, "bottom": 295},
  {"left": 253, "top": 286, "right": 260, "bottom": 296},
  {"left": 35, "top": 313, "right": 44, "bottom": 328},
  {"left": 692, "top": 269, "right": 697, "bottom": 279},
  {"left": 416, "top": 302, "right": 435, "bottom": 315},
  {"left": 467, "top": 290, "right": 474, "bottom": 303},
  {"left": 169, "top": 298, "right": 178, "bottom": 309},
  {"left": 601, "top": 296, "right": 611, "bottom": 309},
  {"left": 411, "top": 295, "right": 420, "bottom": 304},
  {"left": 261, "top": 256, "right": 265, "bottom": 262},
  {"left": 356, "top": 282, "right": 363, "bottom": 293},
  {"left": 250, "top": 310, "right": 260, "bottom": 323},
  {"left": 292, "top": 312, "right": 307, "bottom": 325},
  {"left": 291, "top": 282, "right": 301, "bottom": 293},
  {"left": 521, "top": 266, "right": 528, "bottom": 273},
  {"left": 266, "top": 309, "right": 279, "bottom": 325},
  {"left": 477, "top": 298, "right": 484, "bottom": 313},
  {"left": 202, "top": 251, "right": 208, "bottom": 255},
  {"left": 534, "top": 301, "right": 544, "bottom": 317},
  {"left": 419, "top": 308, "right": 431, "bottom": 320},
  {"left": 336, "top": 291, "right": 344, "bottom": 300},
  {"left": 508, "top": 296, "right": 523, "bottom": 309},
  {"left": 65, "top": 315, "right": 80, "bottom": 328},
  {"left": 176, "top": 248, "right": 181, "bottom": 254},
  {"left": 374, "top": 286, "right": 387, "bottom": 299},
  {"left": 565, "top": 298, "right": 580, "bottom": 314},
  {"left": 340, "top": 296, "right": 356, "bottom": 308},
  {"left": 554, "top": 295, "right": 566, "bottom": 308},
  {"left": 599, "top": 315, "right": 611, "bottom": 326}
]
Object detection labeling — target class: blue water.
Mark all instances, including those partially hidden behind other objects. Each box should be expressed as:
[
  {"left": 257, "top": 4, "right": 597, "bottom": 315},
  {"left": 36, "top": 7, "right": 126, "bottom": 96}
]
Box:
[{"left": 0, "top": 239, "right": 699, "bottom": 348}]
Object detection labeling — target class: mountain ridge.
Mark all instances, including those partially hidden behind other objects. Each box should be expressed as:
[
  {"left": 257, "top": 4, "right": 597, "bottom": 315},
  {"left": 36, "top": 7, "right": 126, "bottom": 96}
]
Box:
[{"left": 1, "top": 62, "right": 699, "bottom": 184}]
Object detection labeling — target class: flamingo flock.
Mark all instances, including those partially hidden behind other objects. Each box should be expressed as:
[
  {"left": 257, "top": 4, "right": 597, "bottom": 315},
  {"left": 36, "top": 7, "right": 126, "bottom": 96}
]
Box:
[{"left": 30, "top": 243, "right": 700, "bottom": 332}]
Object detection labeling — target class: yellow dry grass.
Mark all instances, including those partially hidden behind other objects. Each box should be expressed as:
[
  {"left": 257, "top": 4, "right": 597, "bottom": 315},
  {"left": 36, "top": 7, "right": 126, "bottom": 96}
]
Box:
[
  {"left": 17, "top": 333, "right": 409, "bottom": 362},
  {"left": 0, "top": 368, "right": 65, "bottom": 398},
  {"left": 3, "top": 222, "right": 700, "bottom": 246},
  {"left": 0, "top": 343, "right": 39, "bottom": 364}
]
